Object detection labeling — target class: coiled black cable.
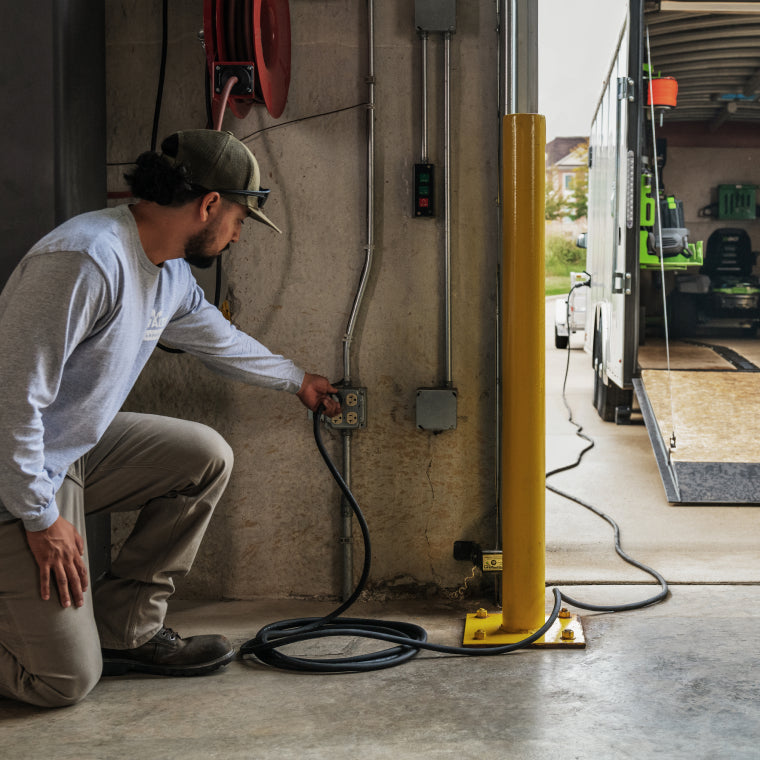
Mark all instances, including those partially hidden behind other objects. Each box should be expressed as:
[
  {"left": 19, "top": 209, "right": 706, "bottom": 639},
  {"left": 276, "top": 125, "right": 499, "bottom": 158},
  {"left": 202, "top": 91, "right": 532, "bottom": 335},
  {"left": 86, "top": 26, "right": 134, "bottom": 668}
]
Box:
[{"left": 239, "top": 410, "right": 564, "bottom": 672}]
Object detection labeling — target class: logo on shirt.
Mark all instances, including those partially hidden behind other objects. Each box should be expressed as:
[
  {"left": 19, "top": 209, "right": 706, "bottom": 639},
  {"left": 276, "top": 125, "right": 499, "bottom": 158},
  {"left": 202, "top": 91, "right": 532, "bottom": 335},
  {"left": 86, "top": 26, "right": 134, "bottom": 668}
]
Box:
[{"left": 143, "top": 310, "right": 168, "bottom": 342}]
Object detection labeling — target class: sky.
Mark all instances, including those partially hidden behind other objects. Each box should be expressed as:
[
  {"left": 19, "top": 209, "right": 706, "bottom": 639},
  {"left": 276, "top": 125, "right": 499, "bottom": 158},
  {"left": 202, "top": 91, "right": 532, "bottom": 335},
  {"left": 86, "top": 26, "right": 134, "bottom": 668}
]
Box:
[{"left": 538, "top": 0, "right": 628, "bottom": 142}]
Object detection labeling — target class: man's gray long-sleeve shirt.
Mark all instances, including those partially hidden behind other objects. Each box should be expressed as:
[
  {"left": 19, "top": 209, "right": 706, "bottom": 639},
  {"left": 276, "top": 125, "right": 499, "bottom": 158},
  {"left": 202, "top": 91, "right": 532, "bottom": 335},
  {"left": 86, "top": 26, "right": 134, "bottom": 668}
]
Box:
[{"left": 0, "top": 205, "right": 305, "bottom": 531}]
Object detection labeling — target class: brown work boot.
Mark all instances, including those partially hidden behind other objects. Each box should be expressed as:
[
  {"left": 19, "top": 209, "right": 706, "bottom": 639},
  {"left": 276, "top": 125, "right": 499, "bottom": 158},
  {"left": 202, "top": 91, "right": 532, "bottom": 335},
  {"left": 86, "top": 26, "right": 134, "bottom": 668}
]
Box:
[{"left": 101, "top": 627, "right": 235, "bottom": 677}]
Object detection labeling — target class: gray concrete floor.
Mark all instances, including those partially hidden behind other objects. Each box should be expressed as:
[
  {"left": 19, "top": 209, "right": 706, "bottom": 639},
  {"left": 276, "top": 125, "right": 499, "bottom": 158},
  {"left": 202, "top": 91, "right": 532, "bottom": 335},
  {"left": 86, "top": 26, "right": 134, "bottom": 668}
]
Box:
[{"left": 3, "top": 301, "right": 759, "bottom": 759}]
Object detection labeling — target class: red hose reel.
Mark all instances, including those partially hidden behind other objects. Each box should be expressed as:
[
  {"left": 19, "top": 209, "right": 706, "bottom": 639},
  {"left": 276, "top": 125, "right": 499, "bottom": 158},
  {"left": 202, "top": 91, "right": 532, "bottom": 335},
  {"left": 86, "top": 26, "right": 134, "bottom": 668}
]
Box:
[{"left": 203, "top": 0, "right": 291, "bottom": 121}]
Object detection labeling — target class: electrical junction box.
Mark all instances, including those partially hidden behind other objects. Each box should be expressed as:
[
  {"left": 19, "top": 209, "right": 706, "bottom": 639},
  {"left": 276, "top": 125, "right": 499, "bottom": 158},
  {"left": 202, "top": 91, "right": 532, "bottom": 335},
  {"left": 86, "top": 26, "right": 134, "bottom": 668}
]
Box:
[
  {"left": 453, "top": 541, "right": 502, "bottom": 572},
  {"left": 480, "top": 551, "right": 502, "bottom": 572},
  {"left": 416, "top": 388, "right": 457, "bottom": 431},
  {"left": 415, "top": 0, "right": 456, "bottom": 33},
  {"left": 414, "top": 163, "right": 435, "bottom": 217}
]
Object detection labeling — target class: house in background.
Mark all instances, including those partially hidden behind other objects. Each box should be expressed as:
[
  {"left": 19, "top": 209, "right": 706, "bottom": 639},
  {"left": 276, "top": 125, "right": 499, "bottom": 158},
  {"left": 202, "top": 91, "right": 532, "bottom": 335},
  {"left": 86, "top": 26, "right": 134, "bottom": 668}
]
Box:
[
  {"left": 546, "top": 135, "right": 588, "bottom": 200},
  {"left": 546, "top": 135, "right": 588, "bottom": 235}
]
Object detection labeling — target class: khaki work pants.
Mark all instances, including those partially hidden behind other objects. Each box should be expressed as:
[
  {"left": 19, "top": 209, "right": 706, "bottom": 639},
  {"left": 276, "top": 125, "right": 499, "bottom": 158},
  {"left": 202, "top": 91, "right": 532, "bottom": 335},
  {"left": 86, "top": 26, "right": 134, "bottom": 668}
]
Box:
[{"left": 0, "top": 412, "right": 233, "bottom": 708}]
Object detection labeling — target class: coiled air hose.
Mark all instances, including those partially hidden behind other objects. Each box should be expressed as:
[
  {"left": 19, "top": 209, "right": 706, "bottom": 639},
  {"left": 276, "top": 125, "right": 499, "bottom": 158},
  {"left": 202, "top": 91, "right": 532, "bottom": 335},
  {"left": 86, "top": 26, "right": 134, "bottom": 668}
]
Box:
[{"left": 240, "top": 313, "right": 669, "bottom": 672}]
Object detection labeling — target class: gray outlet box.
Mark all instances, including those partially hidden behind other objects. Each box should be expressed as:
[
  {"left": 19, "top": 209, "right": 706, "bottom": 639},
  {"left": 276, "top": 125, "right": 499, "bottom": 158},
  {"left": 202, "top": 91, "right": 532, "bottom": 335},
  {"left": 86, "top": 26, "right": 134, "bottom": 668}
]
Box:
[
  {"left": 416, "top": 388, "right": 457, "bottom": 431},
  {"left": 313, "top": 387, "right": 367, "bottom": 430},
  {"left": 415, "top": 0, "right": 456, "bottom": 33}
]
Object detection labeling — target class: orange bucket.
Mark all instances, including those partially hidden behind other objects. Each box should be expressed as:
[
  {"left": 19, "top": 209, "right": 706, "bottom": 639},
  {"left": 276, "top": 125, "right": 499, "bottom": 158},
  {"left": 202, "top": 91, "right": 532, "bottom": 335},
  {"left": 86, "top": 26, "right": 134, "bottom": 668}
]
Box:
[{"left": 647, "top": 76, "right": 678, "bottom": 108}]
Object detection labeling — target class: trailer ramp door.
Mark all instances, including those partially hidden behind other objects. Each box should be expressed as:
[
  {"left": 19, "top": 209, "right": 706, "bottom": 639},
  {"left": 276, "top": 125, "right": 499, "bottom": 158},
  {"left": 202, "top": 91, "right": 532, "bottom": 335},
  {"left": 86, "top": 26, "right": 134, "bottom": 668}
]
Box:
[{"left": 635, "top": 339, "right": 760, "bottom": 504}]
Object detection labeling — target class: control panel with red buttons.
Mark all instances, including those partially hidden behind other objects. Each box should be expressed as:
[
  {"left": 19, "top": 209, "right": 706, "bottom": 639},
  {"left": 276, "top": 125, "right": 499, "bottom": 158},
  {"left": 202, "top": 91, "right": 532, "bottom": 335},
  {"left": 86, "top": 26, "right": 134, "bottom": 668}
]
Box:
[{"left": 414, "top": 163, "right": 435, "bottom": 217}]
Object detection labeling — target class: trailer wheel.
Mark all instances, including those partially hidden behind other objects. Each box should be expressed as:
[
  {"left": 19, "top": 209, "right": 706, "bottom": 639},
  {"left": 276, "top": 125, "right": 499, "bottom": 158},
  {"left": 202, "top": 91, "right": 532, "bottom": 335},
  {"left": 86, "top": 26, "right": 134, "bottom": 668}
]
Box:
[
  {"left": 554, "top": 326, "right": 569, "bottom": 349},
  {"left": 592, "top": 330, "right": 603, "bottom": 411},
  {"left": 595, "top": 365, "right": 631, "bottom": 422},
  {"left": 593, "top": 324, "right": 632, "bottom": 422}
]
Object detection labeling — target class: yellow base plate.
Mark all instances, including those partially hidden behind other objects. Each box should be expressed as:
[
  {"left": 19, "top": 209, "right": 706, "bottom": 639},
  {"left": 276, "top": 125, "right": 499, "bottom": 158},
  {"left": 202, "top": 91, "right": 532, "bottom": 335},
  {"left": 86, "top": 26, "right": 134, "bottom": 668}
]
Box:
[{"left": 463, "top": 610, "right": 585, "bottom": 648}]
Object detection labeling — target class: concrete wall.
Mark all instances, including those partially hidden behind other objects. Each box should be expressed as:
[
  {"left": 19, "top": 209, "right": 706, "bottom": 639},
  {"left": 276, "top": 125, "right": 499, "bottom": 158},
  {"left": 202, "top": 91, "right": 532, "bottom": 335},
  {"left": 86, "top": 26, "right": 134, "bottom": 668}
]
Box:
[{"left": 107, "top": 1, "right": 500, "bottom": 600}]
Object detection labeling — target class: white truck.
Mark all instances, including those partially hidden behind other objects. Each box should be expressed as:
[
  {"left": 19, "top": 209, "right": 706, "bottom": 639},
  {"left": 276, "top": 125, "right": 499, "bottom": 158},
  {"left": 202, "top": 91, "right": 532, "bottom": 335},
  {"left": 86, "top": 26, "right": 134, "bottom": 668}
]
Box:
[
  {"left": 584, "top": 0, "right": 760, "bottom": 504},
  {"left": 554, "top": 267, "right": 590, "bottom": 349}
]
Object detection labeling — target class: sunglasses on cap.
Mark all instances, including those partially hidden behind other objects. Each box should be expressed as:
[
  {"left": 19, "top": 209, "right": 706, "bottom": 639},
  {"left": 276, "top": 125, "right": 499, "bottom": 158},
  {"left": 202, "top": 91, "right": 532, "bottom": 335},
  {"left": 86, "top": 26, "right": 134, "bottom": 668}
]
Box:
[
  {"left": 213, "top": 187, "right": 270, "bottom": 209},
  {"left": 191, "top": 184, "right": 270, "bottom": 209}
]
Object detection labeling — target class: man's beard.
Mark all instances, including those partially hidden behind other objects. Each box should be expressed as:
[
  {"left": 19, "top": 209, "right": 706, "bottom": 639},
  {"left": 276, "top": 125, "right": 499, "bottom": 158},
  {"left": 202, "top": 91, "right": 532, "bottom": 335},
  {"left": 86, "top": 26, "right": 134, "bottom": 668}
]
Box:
[{"left": 184, "top": 225, "right": 225, "bottom": 269}]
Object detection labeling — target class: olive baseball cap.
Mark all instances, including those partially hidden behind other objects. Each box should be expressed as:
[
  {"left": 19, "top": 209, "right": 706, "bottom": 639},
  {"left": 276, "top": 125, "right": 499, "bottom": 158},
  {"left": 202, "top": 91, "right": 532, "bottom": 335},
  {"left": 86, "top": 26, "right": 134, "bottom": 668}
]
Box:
[{"left": 162, "top": 129, "right": 281, "bottom": 233}]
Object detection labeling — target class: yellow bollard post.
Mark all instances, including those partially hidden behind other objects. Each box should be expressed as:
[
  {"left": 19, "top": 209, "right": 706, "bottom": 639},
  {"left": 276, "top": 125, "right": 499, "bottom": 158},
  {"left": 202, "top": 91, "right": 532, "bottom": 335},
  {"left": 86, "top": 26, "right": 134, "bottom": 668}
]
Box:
[
  {"left": 500, "top": 113, "right": 546, "bottom": 634},
  {"left": 463, "top": 113, "right": 583, "bottom": 647}
]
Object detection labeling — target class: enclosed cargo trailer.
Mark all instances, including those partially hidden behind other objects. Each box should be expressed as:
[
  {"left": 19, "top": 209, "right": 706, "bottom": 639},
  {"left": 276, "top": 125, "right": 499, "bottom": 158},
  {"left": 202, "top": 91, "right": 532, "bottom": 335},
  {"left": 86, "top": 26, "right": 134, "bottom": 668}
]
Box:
[{"left": 584, "top": 0, "right": 760, "bottom": 503}]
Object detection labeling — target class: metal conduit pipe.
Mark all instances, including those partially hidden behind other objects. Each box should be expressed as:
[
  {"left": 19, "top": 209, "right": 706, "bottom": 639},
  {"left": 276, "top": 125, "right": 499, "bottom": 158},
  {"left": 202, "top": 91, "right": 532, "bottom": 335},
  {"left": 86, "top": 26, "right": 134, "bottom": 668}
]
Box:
[
  {"left": 494, "top": 0, "right": 506, "bottom": 558},
  {"left": 505, "top": 0, "right": 538, "bottom": 115},
  {"left": 444, "top": 31, "right": 453, "bottom": 388},
  {"left": 343, "top": 1, "right": 375, "bottom": 385},
  {"left": 421, "top": 31, "right": 429, "bottom": 163},
  {"left": 339, "top": 0, "right": 375, "bottom": 600}
]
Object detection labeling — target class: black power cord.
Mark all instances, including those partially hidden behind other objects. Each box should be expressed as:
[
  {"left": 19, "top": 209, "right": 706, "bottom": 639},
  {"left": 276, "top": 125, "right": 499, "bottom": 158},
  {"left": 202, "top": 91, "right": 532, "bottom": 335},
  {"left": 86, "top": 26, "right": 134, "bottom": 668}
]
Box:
[
  {"left": 239, "top": 409, "right": 565, "bottom": 672},
  {"left": 240, "top": 295, "right": 669, "bottom": 672},
  {"left": 150, "top": 0, "right": 169, "bottom": 154},
  {"left": 147, "top": 0, "right": 225, "bottom": 356},
  {"left": 546, "top": 282, "right": 669, "bottom": 612},
  {"left": 149, "top": 0, "right": 185, "bottom": 356}
]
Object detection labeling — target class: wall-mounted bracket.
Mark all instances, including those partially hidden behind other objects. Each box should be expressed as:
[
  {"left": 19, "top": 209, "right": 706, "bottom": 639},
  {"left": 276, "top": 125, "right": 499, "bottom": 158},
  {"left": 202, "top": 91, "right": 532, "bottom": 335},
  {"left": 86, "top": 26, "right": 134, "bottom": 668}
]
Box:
[{"left": 613, "top": 271, "right": 632, "bottom": 295}]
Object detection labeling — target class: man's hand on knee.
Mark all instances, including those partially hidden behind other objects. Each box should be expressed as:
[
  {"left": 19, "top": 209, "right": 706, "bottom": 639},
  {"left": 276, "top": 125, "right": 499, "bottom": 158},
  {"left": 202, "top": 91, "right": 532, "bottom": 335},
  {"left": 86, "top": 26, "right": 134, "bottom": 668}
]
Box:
[{"left": 25, "top": 517, "right": 88, "bottom": 608}]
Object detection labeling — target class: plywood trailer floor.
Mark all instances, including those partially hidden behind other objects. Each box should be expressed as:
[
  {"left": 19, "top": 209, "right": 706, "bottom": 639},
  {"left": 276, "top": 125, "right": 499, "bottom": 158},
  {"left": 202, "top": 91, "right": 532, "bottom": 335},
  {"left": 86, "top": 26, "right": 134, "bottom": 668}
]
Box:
[{"left": 635, "top": 338, "right": 760, "bottom": 504}]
